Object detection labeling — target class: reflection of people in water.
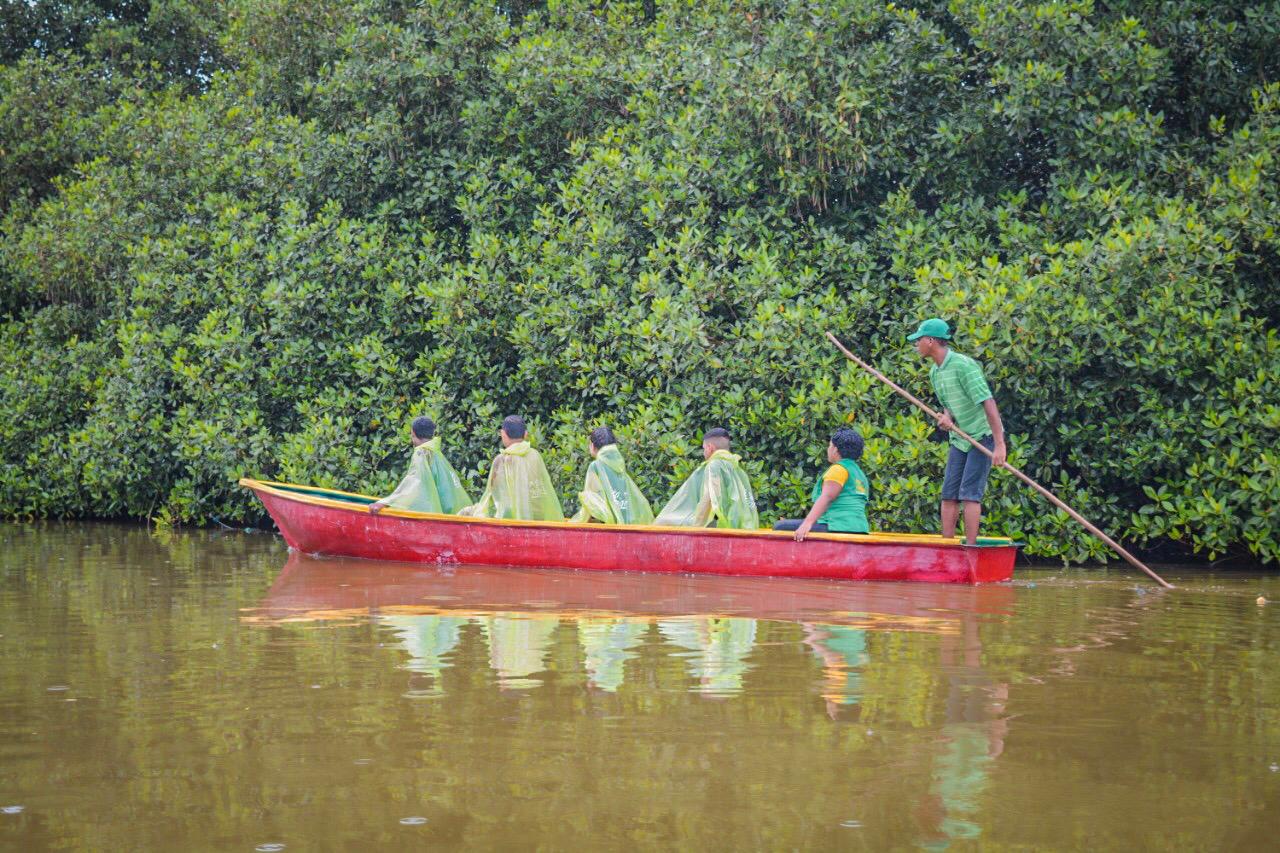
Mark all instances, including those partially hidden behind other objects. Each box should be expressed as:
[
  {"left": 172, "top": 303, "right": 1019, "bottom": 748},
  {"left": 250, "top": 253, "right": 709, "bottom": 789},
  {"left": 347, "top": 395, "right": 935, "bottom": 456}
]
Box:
[
  {"left": 382, "top": 615, "right": 466, "bottom": 695},
  {"left": 802, "top": 624, "right": 869, "bottom": 718},
  {"left": 657, "top": 617, "right": 757, "bottom": 695},
  {"left": 578, "top": 619, "right": 647, "bottom": 692},
  {"left": 386, "top": 612, "right": 637, "bottom": 694},
  {"left": 481, "top": 616, "right": 559, "bottom": 689},
  {"left": 917, "top": 614, "right": 1009, "bottom": 849}
]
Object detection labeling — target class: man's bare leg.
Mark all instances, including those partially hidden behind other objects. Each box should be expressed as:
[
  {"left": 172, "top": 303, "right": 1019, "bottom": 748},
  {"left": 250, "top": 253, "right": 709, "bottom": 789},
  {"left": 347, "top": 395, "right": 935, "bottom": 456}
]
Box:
[
  {"left": 962, "top": 500, "right": 982, "bottom": 545},
  {"left": 941, "top": 499, "right": 960, "bottom": 538}
]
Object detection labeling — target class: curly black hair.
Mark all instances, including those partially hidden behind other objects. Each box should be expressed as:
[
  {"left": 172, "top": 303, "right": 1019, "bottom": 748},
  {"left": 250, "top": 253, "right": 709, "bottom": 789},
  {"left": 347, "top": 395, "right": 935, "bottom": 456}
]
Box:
[
  {"left": 590, "top": 426, "right": 617, "bottom": 449},
  {"left": 831, "top": 428, "right": 864, "bottom": 460}
]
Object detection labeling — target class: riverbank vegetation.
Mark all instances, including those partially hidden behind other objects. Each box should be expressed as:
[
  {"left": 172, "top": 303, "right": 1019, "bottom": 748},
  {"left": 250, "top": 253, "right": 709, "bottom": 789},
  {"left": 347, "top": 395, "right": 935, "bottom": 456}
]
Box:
[{"left": 1, "top": 0, "right": 1277, "bottom": 563}]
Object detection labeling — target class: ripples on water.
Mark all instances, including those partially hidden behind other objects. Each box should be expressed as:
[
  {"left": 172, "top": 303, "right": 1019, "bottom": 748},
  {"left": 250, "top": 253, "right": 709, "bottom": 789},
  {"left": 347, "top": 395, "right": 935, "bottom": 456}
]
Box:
[{"left": 1, "top": 522, "right": 1278, "bottom": 849}]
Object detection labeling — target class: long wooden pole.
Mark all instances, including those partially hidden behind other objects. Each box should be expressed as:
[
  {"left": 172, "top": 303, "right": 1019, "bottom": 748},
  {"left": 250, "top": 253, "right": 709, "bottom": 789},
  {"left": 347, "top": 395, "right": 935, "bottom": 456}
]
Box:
[{"left": 825, "top": 331, "right": 1173, "bottom": 589}]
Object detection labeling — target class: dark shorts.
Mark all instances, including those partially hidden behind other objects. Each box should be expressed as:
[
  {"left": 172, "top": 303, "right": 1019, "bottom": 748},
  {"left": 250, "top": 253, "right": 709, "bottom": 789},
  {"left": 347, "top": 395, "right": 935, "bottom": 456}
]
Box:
[
  {"left": 941, "top": 435, "right": 995, "bottom": 503},
  {"left": 773, "top": 520, "right": 828, "bottom": 532},
  {"left": 772, "top": 520, "right": 867, "bottom": 534}
]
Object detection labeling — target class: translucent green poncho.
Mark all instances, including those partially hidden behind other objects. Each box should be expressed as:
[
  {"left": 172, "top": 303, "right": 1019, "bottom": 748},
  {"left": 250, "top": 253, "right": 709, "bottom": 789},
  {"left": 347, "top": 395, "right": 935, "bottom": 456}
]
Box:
[
  {"left": 654, "top": 449, "right": 760, "bottom": 529},
  {"left": 570, "top": 444, "right": 655, "bottom": 525},
  {"left": 381, "top": 437, "right": 473, "bottom": 514},
  {"left": 460, "top": 440, "right": 565, "bottom": 521},
  {"left": 658, "top": 617, "right": 758, "bottom": 694}
]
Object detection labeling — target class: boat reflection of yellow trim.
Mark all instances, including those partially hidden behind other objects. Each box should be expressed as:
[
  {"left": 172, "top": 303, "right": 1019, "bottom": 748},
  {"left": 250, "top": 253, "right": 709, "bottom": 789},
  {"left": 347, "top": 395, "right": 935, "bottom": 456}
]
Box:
[
  {"left": 243, "top": 603, "right": 960, "bottom": 635},
  {"left": 247, "top": 553, "right": 1014, "bottom": 630},
  {"left": 246, "top": 555, "right": 1014, "bottom": 701}
]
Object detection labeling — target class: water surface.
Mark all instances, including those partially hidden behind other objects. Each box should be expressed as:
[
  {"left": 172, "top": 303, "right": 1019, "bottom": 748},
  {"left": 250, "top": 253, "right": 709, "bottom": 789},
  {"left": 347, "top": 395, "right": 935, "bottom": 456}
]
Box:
[{"left": 1, "top": 523, "right": 1277, "bottom": 849}]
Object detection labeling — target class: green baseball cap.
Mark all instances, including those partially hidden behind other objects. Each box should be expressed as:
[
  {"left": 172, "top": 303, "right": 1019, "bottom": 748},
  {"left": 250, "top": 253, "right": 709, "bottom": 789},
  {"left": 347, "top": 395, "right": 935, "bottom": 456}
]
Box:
[{"left": 907, "top": 317, "right": 951, "bottom": 342}]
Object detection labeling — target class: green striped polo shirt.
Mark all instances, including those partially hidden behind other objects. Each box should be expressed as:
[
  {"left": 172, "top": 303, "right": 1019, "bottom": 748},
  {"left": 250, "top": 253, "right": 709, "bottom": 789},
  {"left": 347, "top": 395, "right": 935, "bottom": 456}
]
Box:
[{"left": 930, "top": 349, "right": 994, "bottom": 452}]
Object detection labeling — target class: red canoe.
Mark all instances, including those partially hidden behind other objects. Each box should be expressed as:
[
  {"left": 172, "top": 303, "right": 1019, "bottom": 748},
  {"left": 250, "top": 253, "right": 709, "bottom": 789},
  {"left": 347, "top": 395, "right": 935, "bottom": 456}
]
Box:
[{"left": 240, "top": 478, "right": 1018, "bottom": 584}]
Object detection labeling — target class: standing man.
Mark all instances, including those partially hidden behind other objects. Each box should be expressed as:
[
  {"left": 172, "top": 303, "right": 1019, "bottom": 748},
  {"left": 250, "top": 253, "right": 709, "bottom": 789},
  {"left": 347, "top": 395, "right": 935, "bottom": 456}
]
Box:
[{"left": 907, "top": 318, "right": 1007, "bottom": 545}]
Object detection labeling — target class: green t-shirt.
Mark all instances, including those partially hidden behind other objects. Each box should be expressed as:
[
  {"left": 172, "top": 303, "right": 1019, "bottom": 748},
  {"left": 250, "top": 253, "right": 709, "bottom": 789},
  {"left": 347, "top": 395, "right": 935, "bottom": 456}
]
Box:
[
  {"left": 930, "top": 350, "right": 994, "bottom": 452},
  {"left": 810, "top": 458, "right": 870, "bottom": 533}
]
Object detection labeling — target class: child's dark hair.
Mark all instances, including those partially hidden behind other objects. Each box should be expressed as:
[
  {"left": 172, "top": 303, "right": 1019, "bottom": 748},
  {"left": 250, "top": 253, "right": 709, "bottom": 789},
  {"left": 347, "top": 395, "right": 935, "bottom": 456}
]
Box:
[
  {"left": 411, "top": 416, "right": 436, "bottom": 440},
  {"left": 590, "top": 427, "right": 616, "bottom": 449},
  {"left": 501, "top": 415, "right": 527, "bottom": 439},
  {"left": 831, "top": 428, "right": 864, "bottom": 460},
  {"left": 702, "top": 427, "right": 731, "bottom": 445}
]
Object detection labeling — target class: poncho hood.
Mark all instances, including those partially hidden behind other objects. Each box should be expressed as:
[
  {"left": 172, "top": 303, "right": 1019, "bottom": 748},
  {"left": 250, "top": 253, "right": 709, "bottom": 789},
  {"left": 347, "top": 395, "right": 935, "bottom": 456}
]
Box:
[
  {"left": 501, "top": 440, "right": 534, "bottom": 457},
  {"left": 595, "top": 444, "right": 627, "bottom": 473}
]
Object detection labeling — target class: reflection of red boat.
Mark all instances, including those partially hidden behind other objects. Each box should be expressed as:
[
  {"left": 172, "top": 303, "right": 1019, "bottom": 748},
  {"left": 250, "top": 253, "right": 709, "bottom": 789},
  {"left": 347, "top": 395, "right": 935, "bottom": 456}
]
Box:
[
  {"left": 241, "top": 479, "right": 1018, "bottom": 584},
  {"left": 250, "top": 552, "right": 1018, "bottom": 629}
]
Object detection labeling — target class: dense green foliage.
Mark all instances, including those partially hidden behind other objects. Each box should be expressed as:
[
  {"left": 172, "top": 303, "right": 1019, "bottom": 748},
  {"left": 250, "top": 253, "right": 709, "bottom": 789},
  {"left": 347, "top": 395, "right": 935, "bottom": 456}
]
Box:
[{"left": 2, "top": 0, "right": 1277, "bottom": 563}]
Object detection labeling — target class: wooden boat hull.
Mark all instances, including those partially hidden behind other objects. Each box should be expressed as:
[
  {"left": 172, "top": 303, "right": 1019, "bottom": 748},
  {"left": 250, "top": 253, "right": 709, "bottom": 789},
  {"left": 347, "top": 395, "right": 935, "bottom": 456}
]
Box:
[{"left": 240, "top": 479, "right": 1017, "bottom": 584}]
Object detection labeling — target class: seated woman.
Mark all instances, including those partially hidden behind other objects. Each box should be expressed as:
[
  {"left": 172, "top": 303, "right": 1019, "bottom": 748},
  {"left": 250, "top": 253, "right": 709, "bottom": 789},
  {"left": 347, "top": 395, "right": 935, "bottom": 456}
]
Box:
[{"left": 774, "top": 428, "right": 871, "bottom": 541}]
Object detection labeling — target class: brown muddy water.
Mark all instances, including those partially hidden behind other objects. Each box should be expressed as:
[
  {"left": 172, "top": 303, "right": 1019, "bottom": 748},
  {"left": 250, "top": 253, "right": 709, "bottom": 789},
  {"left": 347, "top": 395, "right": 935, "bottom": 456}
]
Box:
[{"left": 1, "top": 522, "right": 1277, "bottom": 850}]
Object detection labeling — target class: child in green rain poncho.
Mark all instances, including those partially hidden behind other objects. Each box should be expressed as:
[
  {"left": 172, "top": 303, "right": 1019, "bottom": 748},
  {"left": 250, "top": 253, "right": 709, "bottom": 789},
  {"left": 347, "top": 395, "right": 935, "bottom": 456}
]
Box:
[
  {"left": 654, "top": 428, "right": 759, "bottom": 529},
  {"left": 570, "top": 427, "right": 655, "bottom": 525},
  {"left": 369, "top": 417, "right": 472, "bottom": 515},
  {"left": 458, "top": 415, "right": 565, "bottom": 521}
]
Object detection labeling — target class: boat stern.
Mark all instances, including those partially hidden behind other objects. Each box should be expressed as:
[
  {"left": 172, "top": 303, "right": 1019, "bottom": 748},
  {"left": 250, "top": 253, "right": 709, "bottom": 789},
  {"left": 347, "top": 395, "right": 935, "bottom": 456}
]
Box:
[{"left": 967, "top": 541, "right": 1018, "bottom": 584}]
